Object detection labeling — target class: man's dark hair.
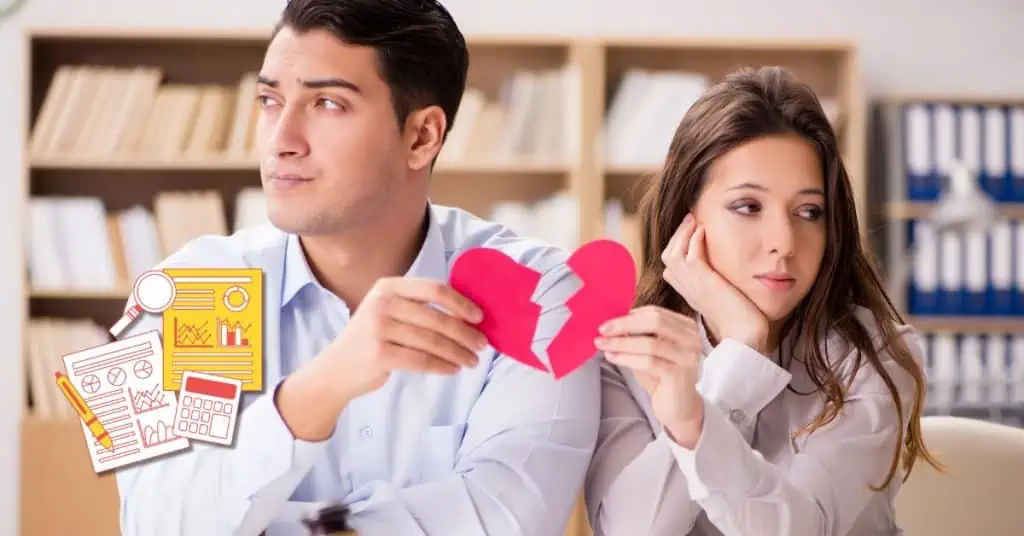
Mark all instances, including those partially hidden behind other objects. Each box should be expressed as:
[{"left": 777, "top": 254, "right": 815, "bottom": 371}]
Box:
[{"left": 276, "top": 0, "right": 469, "bottom": 139}]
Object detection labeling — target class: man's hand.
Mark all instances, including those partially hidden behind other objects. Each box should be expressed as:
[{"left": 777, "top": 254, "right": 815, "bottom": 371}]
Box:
[{"left": 277, "top": 277, "right": 488, "bottom": 441}]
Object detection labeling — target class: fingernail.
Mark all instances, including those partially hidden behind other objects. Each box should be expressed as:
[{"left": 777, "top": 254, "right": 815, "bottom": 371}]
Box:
[
  {"left": 599, "top": 323, "right": 609, "bottom": 334},
  {"left": 472, "top": 309, "right": 484, "bottom": 323},
  {"left": 476, "top": 336, "right": 488, "bottom": 351},
  {"left": 683, "top": 213, "right": 693, "bottom": 224}
]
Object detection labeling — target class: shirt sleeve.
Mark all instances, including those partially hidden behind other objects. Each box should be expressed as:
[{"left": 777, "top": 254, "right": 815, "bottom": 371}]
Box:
[
  {"left": 667, "top": 329, "right": 923, "bottom": 536},
  {"left": 343, "top": 263, "right": 601, "bottom": 536},
  {"left": 113, "top": 237, "right": 329, "bottom": 536},
  {"left": 584, "top": 360, "right": 702, "bottom": 536}
]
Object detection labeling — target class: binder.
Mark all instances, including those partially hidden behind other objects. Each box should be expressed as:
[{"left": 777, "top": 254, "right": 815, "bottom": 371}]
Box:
[
  {"left": 933, "top": 104, "right": 957, "bottom": 196},
  {"left": 931, "top": 334, "right": 958, "bottom": 409},
  {"left": 938, "top": 229, "right": 963, "bottom": 315},
  {"left": 904, "top": 103, "right": 935, "bottom": 200},
  {"left": 986, "top": 333, "right": 1009, "bottom": 404},
  {"left": 958, "top": 105, "right": 984, "bottom": 197},
  {"left": 964, "top": 228, "right": 987, "bottom": 314},
  {"left": 909, "top": 220, "right": 939, "bottom": 314},
  {"left": 959, "top": 334, "right": 984, "bottom": 404},
  {"left": 1011, "top": 336, "right": 1024, "bottom": 404},
  {"left": 983, "top": 106, "right": 1010, "bottom": 201},
  {"left": 989, "top": 220, "right": 1015, "bottom": 315},
  {"left": 1010, "top": 107, "right": 1024, "bottom": 201},
  {"left": 1016, "top": 220, "right": 1024, "bottom": 314}
]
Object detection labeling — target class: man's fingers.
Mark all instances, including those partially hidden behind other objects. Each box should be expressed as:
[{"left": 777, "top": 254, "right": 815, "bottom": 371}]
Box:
[
  {"left": 388, "top": 278, "right": 483, "bottom": 323},
  {"left": 382, "top": 342, "right": 461, "bottom": 375},
  {"left": 387, "top": 295, "right": 488, "bottom": 356},
  {"left": 384, "top": 318, "right": 480, "bottom": 368}
]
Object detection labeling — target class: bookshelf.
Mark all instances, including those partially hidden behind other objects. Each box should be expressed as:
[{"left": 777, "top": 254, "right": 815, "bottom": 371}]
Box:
[
  {"left": 872, "top": 94, "right": 1024, "bottom": 428},
  {"left": 19, "top": 27, "right": 865, "bottom": 536}
]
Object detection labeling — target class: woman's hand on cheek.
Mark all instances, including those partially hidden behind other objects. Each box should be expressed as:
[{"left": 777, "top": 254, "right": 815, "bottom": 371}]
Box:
[
  {"left": 661, "top": 214, "right": 770, "bottom": 354},
  {"left": 596, "top": 306, "right": 705, "bottom": 446}
]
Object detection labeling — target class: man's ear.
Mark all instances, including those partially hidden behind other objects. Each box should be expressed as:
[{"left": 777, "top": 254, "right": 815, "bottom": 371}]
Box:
[{"left": 404, "top": 105, "right": 447, "bottom": 171}]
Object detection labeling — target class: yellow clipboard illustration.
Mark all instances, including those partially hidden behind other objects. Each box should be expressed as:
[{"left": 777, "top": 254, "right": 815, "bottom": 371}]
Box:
[{"left": 161, "top": 268, "right": 263, "bottom": 392}]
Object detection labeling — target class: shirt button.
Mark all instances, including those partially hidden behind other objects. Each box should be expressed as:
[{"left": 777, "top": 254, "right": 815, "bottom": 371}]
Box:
[
  {"left": 359, "top": 425, "right": 373, "bottom": 438},
  {"left": 729, "top": 409, "right": 746, "bottom": 424}
]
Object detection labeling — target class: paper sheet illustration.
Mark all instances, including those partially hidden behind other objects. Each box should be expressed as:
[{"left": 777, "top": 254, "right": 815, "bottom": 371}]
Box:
[
  {"left": 61, "top": 330, "right": 190, "bottom": 473},
  {"left": 161, "top": 268, "right": 264, "bottom": 392}
]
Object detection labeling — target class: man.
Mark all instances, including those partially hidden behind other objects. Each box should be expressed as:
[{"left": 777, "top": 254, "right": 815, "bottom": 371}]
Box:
[{"left": 113, "top": 1, "right": 600, "bottom": 534}]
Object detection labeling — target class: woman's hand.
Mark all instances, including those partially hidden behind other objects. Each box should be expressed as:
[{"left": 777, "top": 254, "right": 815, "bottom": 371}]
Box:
[
  {"left": 596, "top": 306, "right": 705, "bottom": 447},
  {"left": 662, "top": 214, "right": 770, "bottom": 354}
]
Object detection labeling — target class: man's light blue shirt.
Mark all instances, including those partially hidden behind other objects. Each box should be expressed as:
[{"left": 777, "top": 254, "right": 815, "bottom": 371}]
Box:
[{"left": 114, "top": 203, "right": 601, "bottom": 536}]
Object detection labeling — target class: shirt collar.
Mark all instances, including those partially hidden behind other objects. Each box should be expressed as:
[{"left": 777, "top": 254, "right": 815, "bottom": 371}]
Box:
[{"left": 281, "top": 204, "right": 449, "bottom": 306}]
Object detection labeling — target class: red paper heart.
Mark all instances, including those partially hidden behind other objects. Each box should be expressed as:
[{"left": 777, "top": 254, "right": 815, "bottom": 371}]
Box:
[
  {"left": 449, "top": 248, "right": 547, "bottom": 372},
  {"left": 450, "top": 240, "right": 636, "bottom": 379},
  {"left": 548, "top": 240, "right": 637, "bottom": 378}
]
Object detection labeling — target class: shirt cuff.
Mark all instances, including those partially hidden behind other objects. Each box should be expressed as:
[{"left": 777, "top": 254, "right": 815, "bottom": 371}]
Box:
[
  {"left": 233, "top": 379, "right": 329, "bottom": 498},
  {"left": 666, "top": 397, "right": 759, "bottom": 500}
]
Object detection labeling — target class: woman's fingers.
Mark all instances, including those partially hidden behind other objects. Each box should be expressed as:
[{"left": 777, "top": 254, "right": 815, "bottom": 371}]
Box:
[
  {"left": 662, "top": 214, "right": 696, "bottom": 265},
  {"left": 604, "top": 351, "right": 678, "bottom": 378}
]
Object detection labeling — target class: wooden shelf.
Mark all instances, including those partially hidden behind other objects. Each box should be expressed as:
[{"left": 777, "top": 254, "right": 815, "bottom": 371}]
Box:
[
  {"left": 909, "top": 316, "right": 1024, "bottom": 333},
  {"left": 29, "top": 288, "right": 129, "bottom": 300},
  {"left": 604, "top": 165, "right": 660, "bottom": 176},
  {"left": 886, "top": 201, "right": 1024, "bottom": 220},
  {"left": 30, "top": 156, "right": 571, "bottom": 174},
  {"left": 31, "top": 155, "right": 258, "bottom": 171}
]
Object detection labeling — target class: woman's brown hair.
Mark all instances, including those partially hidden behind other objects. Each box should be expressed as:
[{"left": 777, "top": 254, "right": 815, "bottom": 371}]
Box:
[{"left": 634, "top": 66, "right": 940, "bottom": 489}]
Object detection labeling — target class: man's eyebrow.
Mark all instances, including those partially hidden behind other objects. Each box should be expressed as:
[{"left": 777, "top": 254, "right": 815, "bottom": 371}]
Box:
[{"left": 255, "top": 75, "right": 361, "bottom": 93}]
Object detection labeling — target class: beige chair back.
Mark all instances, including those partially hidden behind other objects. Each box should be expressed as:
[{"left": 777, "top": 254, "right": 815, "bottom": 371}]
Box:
[{"left": 895, "top": 416, "right": 1024, "bottom": 536}]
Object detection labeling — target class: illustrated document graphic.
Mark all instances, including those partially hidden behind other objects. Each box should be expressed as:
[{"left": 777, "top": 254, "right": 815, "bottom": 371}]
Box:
[
  {"left": 61, "top": 330, "right": 190, "bottom": 473},
  {"left": 162, "top": 268, "right": 264, "bottom": 392}
]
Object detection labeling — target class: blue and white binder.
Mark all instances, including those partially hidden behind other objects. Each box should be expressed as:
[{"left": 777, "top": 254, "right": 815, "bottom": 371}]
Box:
[
  {"left": 989, "top": 220, "right": 1015, "bottom": 315},
  {"left": 934, "top": 104, "right": 958, "bottom": 199},
  {"left": 964, "top": 228, "right": 988, "bottom": 314},
  {"left": 910, "top": 220, "right": 939, "bottom": 314},
  {"left": 958, "top": 105, "right": 985, "bottom": 198},
  {"left": 1010, "top": 107, "right": 1024, "bottom": 201},
  {"left": 939, "top": 229, "right": 964, "bottom": 315},
  {"left": 983, "top": 105, "right": 1010, "bottom": 201},
  {"left": 986, "top": 333, "right": 1009, "bottom": 404},
  {"left": 904, "top": 104, "right": 936, "bottom": 201},
  {"left": 1015, "top": 220, "right": 1024, "bottom": 314}
]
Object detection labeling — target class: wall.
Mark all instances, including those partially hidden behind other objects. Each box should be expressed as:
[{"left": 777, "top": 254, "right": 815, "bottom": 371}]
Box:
[{"left": 1, "top": 0, "right": 1022, "bottom": 533}]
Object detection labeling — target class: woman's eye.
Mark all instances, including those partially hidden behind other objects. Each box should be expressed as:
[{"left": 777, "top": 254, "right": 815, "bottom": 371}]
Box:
[
  {"left": 732, "top": 202, "right": 761, "bottom": 215},
  {"left": 799, "top": 205, "right": 825, "bottom": 220}
]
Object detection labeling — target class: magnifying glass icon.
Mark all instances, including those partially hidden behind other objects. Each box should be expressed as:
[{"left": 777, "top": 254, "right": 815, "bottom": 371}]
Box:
[{"left": 109, "top": 270, "right": 177, "bottom": 337}]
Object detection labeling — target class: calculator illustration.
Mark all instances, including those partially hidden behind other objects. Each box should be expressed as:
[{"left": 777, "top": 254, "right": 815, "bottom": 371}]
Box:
[{"left": 172, "top": 370, "right": 242, "bottom": 446}]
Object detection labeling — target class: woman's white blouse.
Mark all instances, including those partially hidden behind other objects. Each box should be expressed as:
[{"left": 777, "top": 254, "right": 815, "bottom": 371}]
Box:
[{"left": 584, "top": 306, "right": 923, "bottom": 536}]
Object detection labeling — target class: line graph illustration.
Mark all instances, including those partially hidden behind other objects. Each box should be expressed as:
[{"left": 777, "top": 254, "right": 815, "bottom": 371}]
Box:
[
  {"left": 136, "top": 419, "right": 179, "bottom": 449},
  {"left": 174, "top": 317, "right": 213, "bottom": 348},
  {"left": 128, "top": 383, "right": 169, "bottom": 414}
]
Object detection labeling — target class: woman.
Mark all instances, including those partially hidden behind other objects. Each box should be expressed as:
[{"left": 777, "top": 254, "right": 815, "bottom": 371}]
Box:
[{"left": 585, "top": 66, "right": 939, "bottom": 536}]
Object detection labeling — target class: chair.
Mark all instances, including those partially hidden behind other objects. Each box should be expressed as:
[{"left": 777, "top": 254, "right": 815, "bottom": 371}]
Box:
[{"left": 895, "top": 416, "right": 1024, "bottom": 535}]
